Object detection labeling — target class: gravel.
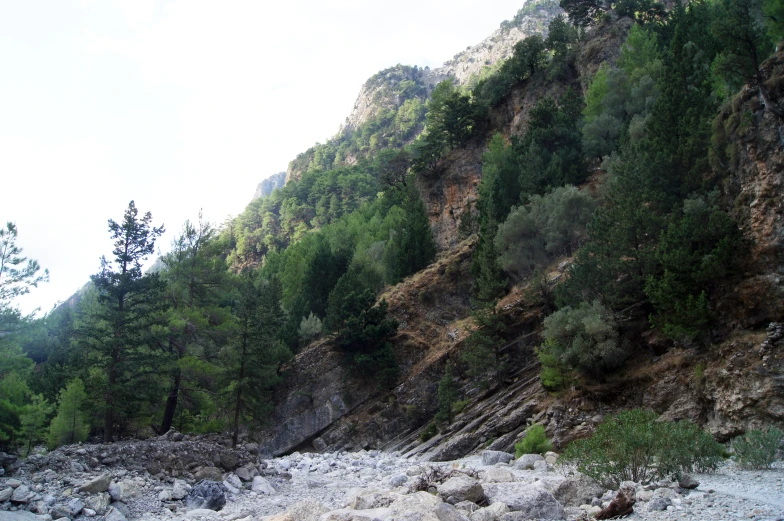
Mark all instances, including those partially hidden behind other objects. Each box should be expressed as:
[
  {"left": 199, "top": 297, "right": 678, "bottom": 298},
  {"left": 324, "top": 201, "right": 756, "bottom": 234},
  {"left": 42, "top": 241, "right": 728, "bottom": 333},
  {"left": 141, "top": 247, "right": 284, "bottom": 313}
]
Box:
[{"left": 2, "top": 442, "right": 784, "bottom": 521}]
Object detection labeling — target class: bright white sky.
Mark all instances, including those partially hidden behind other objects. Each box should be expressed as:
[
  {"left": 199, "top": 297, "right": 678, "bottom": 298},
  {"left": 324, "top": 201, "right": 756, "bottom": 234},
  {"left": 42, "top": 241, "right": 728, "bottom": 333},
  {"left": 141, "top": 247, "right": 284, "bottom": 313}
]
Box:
[{"left": 1, "top": 0, "right": 527, "bottom": 315}]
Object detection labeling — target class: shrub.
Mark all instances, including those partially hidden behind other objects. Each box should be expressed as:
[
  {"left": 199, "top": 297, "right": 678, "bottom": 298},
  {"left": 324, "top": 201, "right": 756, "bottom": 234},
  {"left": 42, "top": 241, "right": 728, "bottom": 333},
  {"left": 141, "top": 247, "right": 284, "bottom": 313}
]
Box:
[
  {"left": 420, "top": 422, "right": 438, "bottom": 442},
  {"left": 732, "top": 428, "right": 783, "bottom": 469},
  {"left": 452, "top": 400, "right": 471, "bottom": 415},
  {"left": 540, "top": 300, "right": 626, "bottom": 378},
  {"left": 560, "top": 409, "right": 724, "bottom": 487},
  {"left": 515, "top": 424, "right": 552, "bottom": 457}
]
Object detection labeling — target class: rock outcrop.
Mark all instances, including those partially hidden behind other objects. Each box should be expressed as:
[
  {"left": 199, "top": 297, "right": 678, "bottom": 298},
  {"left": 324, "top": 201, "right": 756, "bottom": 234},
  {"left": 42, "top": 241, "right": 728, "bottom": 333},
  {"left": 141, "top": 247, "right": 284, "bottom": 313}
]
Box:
[{"left": 252, "top": 172, "right": 285, "bottom": 200}]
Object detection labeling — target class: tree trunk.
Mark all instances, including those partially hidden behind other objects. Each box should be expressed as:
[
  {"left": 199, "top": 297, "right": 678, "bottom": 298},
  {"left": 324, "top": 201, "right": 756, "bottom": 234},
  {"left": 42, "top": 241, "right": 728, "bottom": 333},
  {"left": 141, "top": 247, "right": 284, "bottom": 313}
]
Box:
[
  {"left": 232, "top": 333, "right": 247, "bottom": 449},
  {"left": 104, "top": 346, "right": 118, "bottom": 443},
  {"left": 160, "top": 368, "right": 182, "bottom": 434}
]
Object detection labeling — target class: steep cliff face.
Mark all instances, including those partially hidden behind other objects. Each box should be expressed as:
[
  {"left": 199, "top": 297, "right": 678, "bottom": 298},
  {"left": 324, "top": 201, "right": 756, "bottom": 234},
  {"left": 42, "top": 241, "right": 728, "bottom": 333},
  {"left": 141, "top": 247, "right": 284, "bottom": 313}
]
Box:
[
  {"left": 252, "top": 172, "right": 286, "bottom": 200},
  {"left": 714, "top": 48, "right": 784, "bottom": 330},
  {"left": 257, "top": 25, "right": 784, "bottom": 460}
]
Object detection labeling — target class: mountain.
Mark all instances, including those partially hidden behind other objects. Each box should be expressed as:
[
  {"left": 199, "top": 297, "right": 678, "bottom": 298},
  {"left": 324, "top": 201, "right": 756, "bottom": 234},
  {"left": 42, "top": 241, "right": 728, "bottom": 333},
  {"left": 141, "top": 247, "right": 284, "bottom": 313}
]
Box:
[
  {"left": 285, "top": 0, "right": 562, "bottom": 184},
  {"left": 252, "top": 172, "right": 286, "bottom": 200}
]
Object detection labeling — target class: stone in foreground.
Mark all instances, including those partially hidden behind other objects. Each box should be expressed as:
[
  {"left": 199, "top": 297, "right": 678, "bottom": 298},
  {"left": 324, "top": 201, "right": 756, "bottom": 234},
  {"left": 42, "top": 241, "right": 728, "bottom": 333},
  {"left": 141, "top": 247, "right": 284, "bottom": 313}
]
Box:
[
  {"left": 483, "top": 483, "right": 565, "bottom": 520},
  {"left": 185, "top": 480, "right": 226, "bottom": 511}
]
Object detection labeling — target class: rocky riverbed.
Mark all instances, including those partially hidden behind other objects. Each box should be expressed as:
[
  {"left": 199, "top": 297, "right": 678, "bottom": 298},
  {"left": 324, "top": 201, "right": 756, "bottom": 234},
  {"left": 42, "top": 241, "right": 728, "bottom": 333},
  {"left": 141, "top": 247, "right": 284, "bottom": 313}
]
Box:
[{"left": 1, "top": 435, "right": 782, "bottom": 521}]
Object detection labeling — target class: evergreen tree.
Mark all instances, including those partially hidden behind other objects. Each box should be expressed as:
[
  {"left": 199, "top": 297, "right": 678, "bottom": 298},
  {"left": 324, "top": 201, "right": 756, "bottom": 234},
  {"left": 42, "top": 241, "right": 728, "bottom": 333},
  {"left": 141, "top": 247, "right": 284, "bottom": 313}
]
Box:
[
  {"left": 87, "top": 201, "right": 165, "bottom": 442},
  {"left": 19, "top": 393, "right": 53, "bottom": 455},
  {"left": 434, "top": 362, "right": 459, "bottom": 425},
  {"left": 157, "top": 215, "right": 231, "bottom": 434},
  {"left": 47, "top": 379, "right": 89, "bottom": 449},
  {"left": 223, "top": 274, "right": 291, "bottom": 448}
]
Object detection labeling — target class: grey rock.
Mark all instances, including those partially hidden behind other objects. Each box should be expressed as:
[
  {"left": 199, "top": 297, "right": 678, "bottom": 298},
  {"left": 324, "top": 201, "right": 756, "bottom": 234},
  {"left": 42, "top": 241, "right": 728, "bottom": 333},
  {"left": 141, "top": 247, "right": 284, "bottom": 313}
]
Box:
[
  {"left": 0, "top": 512, "right": 41, "bottom": 521},
  {"left": 279, "top": 498, "right": 328, "bottom": 521},
  {"left": 678, "top": 474, "right": 699, "bottom": 489},
  {"left": 454, "top": 501, "right": 480, "bottom": 513},
  {"left": 0, "top": 488, "right": 12, "bottom": 502},
  {"left": 50, "top": 505, "right": 74, "bottom": 520},
  {"left": 435, "top": 503, "right": 470, "bottom": 521},
  {"left": 10, "top": 485, "right": 32, "bottom": 503},
  {"left": 234, "top": 467, "right": 253, "bottom": 482},
  {"left": 193, "top": 467, "right": 223, "bottom": 482},
  {"left": 481, "top": 451, "right": 514, "bottom": 466},
  {"left": 513, "top": 454, "right": 544, "bottom": 470},
  {"left": 218, "top": 452, "right": 238, "bottom": 471},
  {"left": 185, "top": 480, "right": 226, "bottom": 511},
  {"left": 79, "top": 474, "right": 112, "bottom": 494},
  {"left": 4, "top": 480, "right": 21, "bottom": 488},
  {"left": 482, "top": 468, "right": 516, "bottom": 483},
  {"left": 390, "top": 475, "right": 408, "bottom": 487},
  {"left": 438, "top": 476, "right": 484, "bottom": 504},
  {"left": 104, "top": 506, "right": 128, "bottom": 521},
  {"left": 470, "top": 502, "right": 510, "bottom": 521},
  {"left": 108, "top": 480, "right": 140, "bottom": 502},
  {"left": 551, "top": 475, "right": 603, "bottom": 507},
  {"left": 483, "top": 484, "right": 565, "bottom": 520},
  {"left": 84, "top": 492, "right": 109, "bottom": 515},
  {"left": 69, "top": 461, "right": 84, "bottom": 474},
  {"left": 648, "top": 497, "right": 672, "bottom": 511},
  {"left": 172, "top": 479, "right": 188, "bottom": 500},
  {"left": 158, "top": 490, "right": 171, "bottom": 502},
  {"left": 250, "top": 476, "right": 275, "bottom": 495},
  {"left": 244, "top": 443, "right": 259, "bottom": 456},
  {"left": 224, "top": 473, "right": 242, "bottom": 490},
  {"left": 544, "top": 452, "right": 559, "bottom": 465},
  {"left": 82, "top": 508, "right": 96, "bottom": 517},
  {"left": 499, "top": 513, "right": 524, "bottom": 521}
]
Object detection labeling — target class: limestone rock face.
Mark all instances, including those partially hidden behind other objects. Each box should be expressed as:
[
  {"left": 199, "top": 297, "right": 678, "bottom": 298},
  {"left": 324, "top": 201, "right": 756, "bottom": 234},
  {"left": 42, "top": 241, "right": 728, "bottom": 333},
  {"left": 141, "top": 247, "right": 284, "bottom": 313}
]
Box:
[{"left": 252, "top": 172, "right": 285, "bottom": 200}]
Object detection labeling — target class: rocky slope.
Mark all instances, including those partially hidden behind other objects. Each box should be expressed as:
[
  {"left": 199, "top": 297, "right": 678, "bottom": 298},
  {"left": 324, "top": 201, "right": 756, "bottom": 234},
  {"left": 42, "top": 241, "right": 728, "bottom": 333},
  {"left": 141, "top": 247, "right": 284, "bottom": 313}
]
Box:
[
  {"left": 256, "top": 25, "right": 784, "bottom": 463},
  {"left": 2, "top": 435, "right": 783, "bottom": 521}
]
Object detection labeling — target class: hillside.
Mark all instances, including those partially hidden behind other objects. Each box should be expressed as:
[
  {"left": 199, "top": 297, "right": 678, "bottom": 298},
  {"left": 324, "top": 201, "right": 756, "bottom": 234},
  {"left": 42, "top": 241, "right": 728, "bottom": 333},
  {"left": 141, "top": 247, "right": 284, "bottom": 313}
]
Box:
[{"left": 5, "top": 1, "right": 783, "bottom": 506}]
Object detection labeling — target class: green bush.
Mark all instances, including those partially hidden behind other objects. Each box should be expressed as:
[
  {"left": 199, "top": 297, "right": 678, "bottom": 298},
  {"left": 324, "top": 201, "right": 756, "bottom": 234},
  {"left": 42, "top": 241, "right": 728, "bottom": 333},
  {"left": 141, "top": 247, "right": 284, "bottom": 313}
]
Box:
[
  {"left": 732, "top": 428, "right": 782, "bottom": 469},
  {"left": 560, "top": 409, "right": 724, "bottom": 487},
  {"left": 515, "top": 424, "right": 553, "bottom": 457},
  {"left": 540, "top": 300, "right": 626, "bottom": 378},
  {"left": 420, "top": 422, "right": 438, "bottom": 442},
  {"left": 452, "top": 400, "right": 471, "bottom": 415}
]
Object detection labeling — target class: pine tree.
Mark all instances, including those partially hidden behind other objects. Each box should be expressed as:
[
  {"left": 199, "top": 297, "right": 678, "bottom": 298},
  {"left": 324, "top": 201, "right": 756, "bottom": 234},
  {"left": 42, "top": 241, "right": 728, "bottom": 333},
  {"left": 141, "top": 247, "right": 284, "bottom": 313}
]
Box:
[
  {"left": 223, "top": 274, "right": 291, "bottom": 448},
  {"left": 47, "top": 379, "right": 89, "bottom": 449},
  {"left": 87, "top": 201, "right": 165, "bottom": 442}
]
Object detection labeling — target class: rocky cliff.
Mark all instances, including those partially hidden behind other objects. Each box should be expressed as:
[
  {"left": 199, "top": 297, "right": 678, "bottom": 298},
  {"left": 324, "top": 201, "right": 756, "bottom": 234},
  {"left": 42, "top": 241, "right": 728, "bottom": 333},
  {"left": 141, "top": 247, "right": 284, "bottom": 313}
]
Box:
[
  {"left": 285, "top": 0, "right": 563, "bottom": 184},
  {"left": 252, "top": 172, "right": 285, "bottom": 201},
  {"left": 257, "top": 26, "right": 784, "bottom": 460}
]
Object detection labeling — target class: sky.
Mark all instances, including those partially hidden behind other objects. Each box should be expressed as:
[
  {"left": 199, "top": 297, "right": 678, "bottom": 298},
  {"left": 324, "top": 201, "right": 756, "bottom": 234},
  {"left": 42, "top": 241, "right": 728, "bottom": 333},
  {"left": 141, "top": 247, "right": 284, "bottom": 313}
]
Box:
[{"left": 1, "top": 0, "right": 528, "bottom": 315}]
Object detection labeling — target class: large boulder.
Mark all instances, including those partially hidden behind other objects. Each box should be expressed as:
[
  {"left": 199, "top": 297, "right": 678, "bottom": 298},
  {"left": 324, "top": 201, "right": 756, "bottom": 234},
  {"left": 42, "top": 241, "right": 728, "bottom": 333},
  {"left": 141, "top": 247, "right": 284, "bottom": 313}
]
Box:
[
  {"left": 0, "top": 488, "right": 12, "bottom": 502},
  {"left": 10, "top": 485, "right": 32, "bottom": 503},
  {"left": 104, "top": 506, "right": 128, "bottom": 521},
  {"left": 79, "top": 474, "right": 112, "bottom": 494},
  {"left": 172, "top": 479, "right": 189, "bottom": 500},
  {"left": 481, "top": 451, "right": 514, "bottom": 466},
  {"left": 388, "top": 492, "right": 444, "bottom": 520},
  {"left": 483, "top": 483, "right": 565, "bottom": 520},
  {"left": 512, "top": 454, "right": 544, "bottom": 470},
  {"left": 251, "top": 476, "right": 275, "bottom": 495},
  {"left": 469, "top": 502, "right": 509, "bottom": 521},
  {"left": 108, "top": 480, "right": 141, "bottom": 502},
  {"left": 185, "top": 480, "right": 226, "bottom": 511},
  {"left": 550, "top": 475, "right": 603, "bottom": 507},
  {"left": 437, "top": 476, "right": 484, "bottom": 504}
]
